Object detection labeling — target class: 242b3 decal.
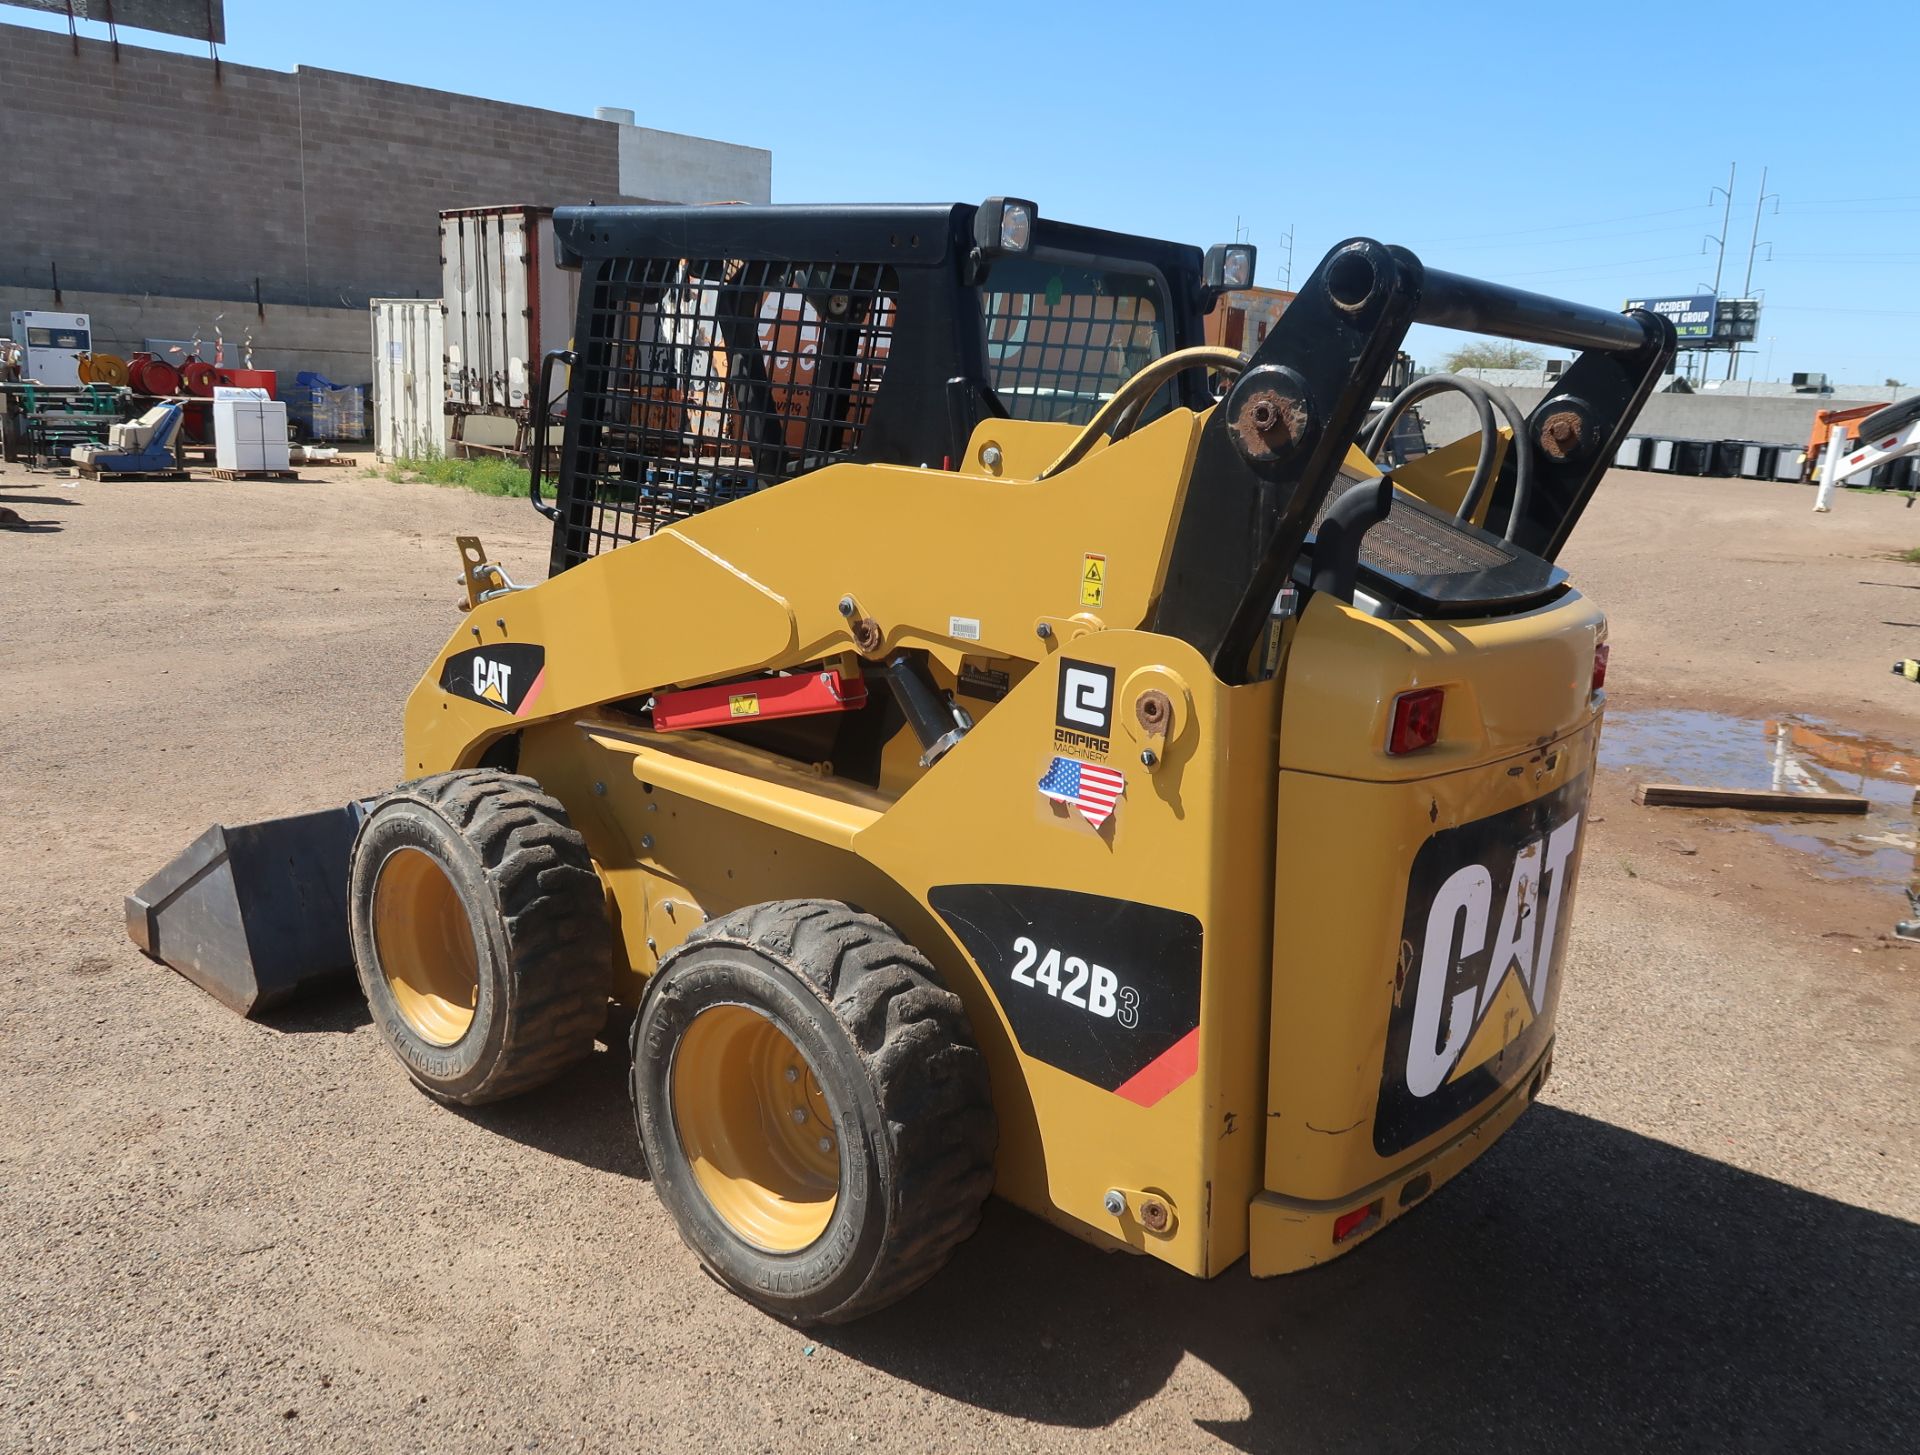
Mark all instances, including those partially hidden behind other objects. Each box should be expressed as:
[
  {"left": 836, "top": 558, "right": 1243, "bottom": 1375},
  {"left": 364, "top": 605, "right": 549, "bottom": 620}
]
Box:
[
  {"left": 930, "top": 885, "right": 1200, "bottom": 1103},
  {"left": 1374, "top": 775, "right": 1589, "bottom": 1156}
]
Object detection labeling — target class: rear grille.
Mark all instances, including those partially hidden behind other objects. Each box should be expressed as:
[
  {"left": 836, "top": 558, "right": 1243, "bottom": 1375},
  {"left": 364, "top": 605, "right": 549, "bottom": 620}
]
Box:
[
  {"left": 1360, "top": 506, "right": 1514, "bottom": 577},
  {"left": 557, "top": 256, "right": 898, "bottom": 566},
  {"left": 1312, "top": 477, "right": 1515, "bottom": 578}
]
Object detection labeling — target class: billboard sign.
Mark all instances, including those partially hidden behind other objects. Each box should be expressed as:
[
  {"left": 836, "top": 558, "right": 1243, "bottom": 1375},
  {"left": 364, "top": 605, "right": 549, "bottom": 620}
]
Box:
[
  {"left": 1713, "top": 297, "right": 1760, "bottom": 344},
  {"left": 1624, "top": 294, "right": 1718, "bottom": 342}
]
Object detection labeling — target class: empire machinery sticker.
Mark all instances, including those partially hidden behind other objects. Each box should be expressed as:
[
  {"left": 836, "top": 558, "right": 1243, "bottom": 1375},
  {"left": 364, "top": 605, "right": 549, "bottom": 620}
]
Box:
[
  {"left": 1040, "top": 660, "right": 1124, "bottom": 827},
  {"left": 439, "top": 643, "right": 547, "bottom": 717},
  {"left": 1374, "top": 776, "right": 1590, "bottom": 1156},
  {"left": 930, "top": 885, "right": 1202, "bottom": 1105}
]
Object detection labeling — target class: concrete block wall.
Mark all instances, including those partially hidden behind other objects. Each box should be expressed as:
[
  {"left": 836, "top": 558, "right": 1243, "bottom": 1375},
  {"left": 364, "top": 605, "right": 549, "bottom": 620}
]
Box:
[
  {"left": 1420, "top": 388, "right": 1900, "bottom": 455},
  {"left": 1, "top": 22, "right": 771, "bottom": 367},
  {"left": 0, "top": 284, "right": 367, "bottom": 387}
]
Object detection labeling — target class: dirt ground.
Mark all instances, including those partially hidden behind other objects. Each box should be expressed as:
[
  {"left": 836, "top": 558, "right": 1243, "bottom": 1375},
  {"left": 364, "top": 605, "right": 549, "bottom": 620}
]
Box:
[{"left": 2, "top": 461, "right": 1917, "bottom": 1453}]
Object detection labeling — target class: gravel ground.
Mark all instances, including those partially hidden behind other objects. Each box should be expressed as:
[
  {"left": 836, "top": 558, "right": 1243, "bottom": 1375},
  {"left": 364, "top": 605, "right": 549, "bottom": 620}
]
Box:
[{"left": 1, "top": 463, "right": 1916, "bottom": 1453}]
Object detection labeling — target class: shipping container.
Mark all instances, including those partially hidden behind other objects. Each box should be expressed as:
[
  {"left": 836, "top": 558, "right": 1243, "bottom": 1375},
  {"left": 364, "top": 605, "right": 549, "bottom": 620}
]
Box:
[
  {"left": 371, "top": 298, "right": 448, "bottom": 462},
  {"left": 440, "top": 205, "right": 578, "bottom": 435}
]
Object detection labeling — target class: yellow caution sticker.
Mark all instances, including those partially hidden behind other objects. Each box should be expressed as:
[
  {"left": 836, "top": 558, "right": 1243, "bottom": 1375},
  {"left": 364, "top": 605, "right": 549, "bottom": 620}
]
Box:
[
  {"left": 1080, "top": 553, "right": 1107, "bottom": 608},
  {"left": 728, "top": 694, "right": 761, "bottom": 717}
]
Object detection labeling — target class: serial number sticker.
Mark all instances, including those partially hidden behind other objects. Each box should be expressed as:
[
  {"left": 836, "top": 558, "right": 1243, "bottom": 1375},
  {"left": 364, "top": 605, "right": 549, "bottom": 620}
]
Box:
[
  {"left": 1010, "top": 937, "right": 1139, "bottom": 1026},
  {"left": 949, "top": 615, "right": 981, "bottom": 641}
]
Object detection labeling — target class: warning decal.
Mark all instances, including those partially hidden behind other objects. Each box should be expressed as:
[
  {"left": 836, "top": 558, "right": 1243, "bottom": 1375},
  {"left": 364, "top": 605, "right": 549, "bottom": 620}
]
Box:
[{"left": 1080, "top": 553, "right": 1106, "bottom": 607}]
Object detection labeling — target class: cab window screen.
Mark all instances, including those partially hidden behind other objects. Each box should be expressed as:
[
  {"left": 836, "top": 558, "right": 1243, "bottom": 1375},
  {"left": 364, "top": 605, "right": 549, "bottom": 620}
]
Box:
[
  {"left": 981, "top": 260, "right": 1165, "bottom": 425},
  {"left": 557, "top": 255, "right": 897, "bottom": 567}
]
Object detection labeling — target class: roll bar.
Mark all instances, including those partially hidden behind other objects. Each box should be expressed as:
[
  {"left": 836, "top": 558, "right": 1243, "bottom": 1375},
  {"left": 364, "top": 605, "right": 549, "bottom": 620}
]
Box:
[{"left": 1416, "top": 269, "right": 1653, "bottom": 354}]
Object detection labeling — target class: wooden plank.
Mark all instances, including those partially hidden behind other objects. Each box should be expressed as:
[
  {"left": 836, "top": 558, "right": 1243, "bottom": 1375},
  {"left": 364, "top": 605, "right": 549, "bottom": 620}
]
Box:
[
  {"left": 77, "top": 466, "right": 191, "bottom": 481},
  {"left": 1633, "top": 783, "right": 1870, "bottom": 814}
]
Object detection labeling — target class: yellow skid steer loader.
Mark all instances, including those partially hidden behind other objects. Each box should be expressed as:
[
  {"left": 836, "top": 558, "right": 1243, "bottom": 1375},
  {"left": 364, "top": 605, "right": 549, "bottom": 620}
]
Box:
[{"left": 129, "top": 199, "right": 1673, "bottom": 1323}]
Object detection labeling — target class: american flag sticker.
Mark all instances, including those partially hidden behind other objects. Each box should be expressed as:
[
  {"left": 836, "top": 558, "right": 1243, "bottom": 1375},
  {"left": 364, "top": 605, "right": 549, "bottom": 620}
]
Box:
[{"left": 1038, "top": 755, "right": 1125, "bottom": 829}]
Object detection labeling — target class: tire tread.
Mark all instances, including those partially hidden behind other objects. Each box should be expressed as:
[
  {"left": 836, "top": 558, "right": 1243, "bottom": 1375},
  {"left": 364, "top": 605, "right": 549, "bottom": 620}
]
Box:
[
  {"left": 365, "top": 769, "right": 610, "bottom": 1104},
  {"left": 669, "top": 898, "right": 996, "bottom": 1322}
]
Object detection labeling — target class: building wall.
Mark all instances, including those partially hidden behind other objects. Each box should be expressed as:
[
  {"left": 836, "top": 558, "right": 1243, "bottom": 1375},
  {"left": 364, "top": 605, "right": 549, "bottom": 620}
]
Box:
[
  {"left": 0, "top": 285, "right": 370, "bottom": 385},
  {"left": 0, "top": 23, "right": 770, "bottom": 392}
]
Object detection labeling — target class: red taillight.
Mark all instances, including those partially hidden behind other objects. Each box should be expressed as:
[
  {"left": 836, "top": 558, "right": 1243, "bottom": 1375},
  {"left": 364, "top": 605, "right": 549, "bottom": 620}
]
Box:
[
  {"left": 1387, "top": 687, "right": 1444, "bottom": 755},
  {"left": 1333, "top": 1200, "right": 1382, "bottom": 1244},
  {"left": 1591, "top": 642, "right": 1610, "bottom": 694}
]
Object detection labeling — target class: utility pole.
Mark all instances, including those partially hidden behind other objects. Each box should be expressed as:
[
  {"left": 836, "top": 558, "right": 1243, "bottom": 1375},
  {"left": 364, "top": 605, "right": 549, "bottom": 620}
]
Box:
[
  {"left": 1707, "top": 162, "right": 1736, "bottom": 296},
  {"left": 1698, "top": 164, "right": 1737, "bottom": 382},
  {"left": 1742, "top": 165, "right": 1778, "bottom": 295},
  {"left": 1278, "top": 224, "right": 1296, "bottom": 291},
  {"left": 1726, "top": 166, "right": 1780, "bottom": 381}
]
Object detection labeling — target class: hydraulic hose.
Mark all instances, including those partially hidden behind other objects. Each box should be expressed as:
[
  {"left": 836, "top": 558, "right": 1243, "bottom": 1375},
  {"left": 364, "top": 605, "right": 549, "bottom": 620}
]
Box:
[
  {"left": 1037, "top": 346, "right": 1248, "bottom": 479},
  {"left": 1363, "top": 373, "right": 1534, "bottom": 540}
]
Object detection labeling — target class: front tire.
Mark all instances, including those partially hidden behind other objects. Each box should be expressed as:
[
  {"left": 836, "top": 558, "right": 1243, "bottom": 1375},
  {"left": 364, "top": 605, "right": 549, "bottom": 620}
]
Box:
[
  {"left": 633, "top": 899, "right": 996, "bottom": 1324},
  {"left": 348, "top": 770, "right": 611, "bottom": 1105}
]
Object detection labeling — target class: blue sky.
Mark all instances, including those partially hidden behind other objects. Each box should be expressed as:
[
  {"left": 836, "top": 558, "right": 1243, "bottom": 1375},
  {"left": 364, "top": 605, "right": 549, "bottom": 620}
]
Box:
[{"left": 11, "top": 0, "right": 1917, "bottom": 382}]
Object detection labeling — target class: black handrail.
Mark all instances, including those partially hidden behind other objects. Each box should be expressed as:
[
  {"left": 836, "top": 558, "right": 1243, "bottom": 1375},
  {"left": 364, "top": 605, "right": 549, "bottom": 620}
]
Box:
[{"left": 1416, "top": 268, "right": 1651, "bottom": 354}]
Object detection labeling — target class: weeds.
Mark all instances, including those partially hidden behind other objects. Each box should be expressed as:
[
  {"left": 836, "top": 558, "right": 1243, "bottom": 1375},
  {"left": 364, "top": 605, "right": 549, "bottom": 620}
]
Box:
[
  {"left": 1899, "top": 546, "right": 1920, "bottom": 565},
  {"left": 386, "top": 453, "right": 530, "bottom": 499}
]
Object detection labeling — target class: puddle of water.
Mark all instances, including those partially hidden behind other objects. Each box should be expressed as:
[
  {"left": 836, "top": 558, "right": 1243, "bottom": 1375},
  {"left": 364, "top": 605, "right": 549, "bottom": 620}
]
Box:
[{"left": 1599, "top": 709, "right": 1918, "bottom": 906}]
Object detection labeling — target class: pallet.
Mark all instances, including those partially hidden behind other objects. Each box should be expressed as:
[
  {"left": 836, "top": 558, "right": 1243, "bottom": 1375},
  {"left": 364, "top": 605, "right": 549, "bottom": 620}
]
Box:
[
  {"left": 77, "top": 466, "right": 190, "bottom": 482},
  {"left": 1633, "top": 783, "right": 1870, "bottom": 815},
  {"left": 294, "top": 455, "right": 361, "bottom": 467},
  {"left": 209, "top": 469, "right": 301, "bottom": 481}
]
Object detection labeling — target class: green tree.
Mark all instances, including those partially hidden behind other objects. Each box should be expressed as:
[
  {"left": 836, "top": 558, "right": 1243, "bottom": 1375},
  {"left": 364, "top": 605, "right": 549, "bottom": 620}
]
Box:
[{"left": 1441, "top": 341, "right": 1545, "bottom": 372}]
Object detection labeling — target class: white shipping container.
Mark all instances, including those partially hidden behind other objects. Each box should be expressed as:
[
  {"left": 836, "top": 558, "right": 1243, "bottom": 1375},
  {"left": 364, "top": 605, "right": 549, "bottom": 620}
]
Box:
[
  {"left": 440, "top": 205, "right": 578, "bottom": 416},
  {"left": 372, "top": 299, "right": 448, "bottom": 461}
]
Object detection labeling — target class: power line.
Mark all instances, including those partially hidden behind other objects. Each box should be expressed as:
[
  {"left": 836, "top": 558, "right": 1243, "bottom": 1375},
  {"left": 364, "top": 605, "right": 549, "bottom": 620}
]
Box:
[
  {"left": 1778, "top": 193, "right": 1920, "bottom": 207},
  {"left": 1413, "top": 222, "right": 1714, "bottom": 256},
  {"left": 1494, "top": 251, "right": 1706, "bottom": 280},
  {"left": 1764, "top": 304, "right": 1920, "bottom": 316},
  {"left": 1407, "top": 201, "right": 1713, "bottom": 247}
]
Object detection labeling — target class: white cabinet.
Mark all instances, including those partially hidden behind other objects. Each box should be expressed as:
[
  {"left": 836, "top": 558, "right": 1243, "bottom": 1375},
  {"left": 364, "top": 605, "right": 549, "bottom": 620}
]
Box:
[{"left": 212, "top": 392, "right": 291, "bottom": 472}]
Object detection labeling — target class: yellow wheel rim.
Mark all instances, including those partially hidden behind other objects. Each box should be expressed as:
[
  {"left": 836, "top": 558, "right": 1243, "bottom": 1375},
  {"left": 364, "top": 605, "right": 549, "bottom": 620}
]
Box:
[
  {"left": 670, "top": 1004, "right": 842, "bottom": 1252},
  {"left": 371, "top": 846, "right": 480, "bottom": 1046}
]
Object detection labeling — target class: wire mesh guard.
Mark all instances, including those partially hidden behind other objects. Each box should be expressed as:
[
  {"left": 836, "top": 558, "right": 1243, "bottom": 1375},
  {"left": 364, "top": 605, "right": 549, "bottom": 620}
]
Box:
[
  {"left": 558, "top": 256, "right": 897, "bottom": 564},
  {"left": 982, "top": 259, "right": 1164, "bottom": 425}
]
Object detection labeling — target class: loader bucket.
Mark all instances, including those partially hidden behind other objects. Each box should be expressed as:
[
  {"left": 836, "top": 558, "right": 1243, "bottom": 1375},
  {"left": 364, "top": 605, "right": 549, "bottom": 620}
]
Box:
[{"left": 125, "top": 804, "right": 366, "bottom": 1017}]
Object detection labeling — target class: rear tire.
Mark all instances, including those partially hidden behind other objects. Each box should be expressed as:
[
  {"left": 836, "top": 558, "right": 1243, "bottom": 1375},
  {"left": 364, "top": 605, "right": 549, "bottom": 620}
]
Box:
[
  {"left": 633, "top": 899, "right": 996, "bottom": 1324},
  {"left": 348, "top": 770, "right": 611, "bottom": 1105}
]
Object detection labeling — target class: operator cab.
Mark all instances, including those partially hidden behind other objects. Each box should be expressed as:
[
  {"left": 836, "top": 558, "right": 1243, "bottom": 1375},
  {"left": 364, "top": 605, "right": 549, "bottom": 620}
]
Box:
[{"left": 539, "top": 200, "right": 1218, "bottom": 575}]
